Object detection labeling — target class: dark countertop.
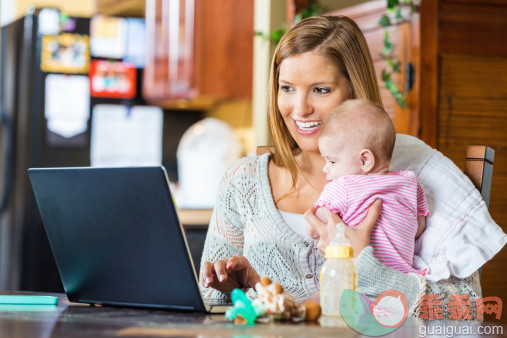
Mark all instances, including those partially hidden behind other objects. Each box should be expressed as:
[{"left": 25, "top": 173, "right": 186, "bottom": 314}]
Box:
[{"left": 0, "top": 292, "right": 504, "bottom": 337}]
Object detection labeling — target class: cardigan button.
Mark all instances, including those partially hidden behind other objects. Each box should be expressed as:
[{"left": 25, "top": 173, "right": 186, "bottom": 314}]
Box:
[
  {"left": 306, "top": 274, "right": 313, "bottom": 279},
  {"left": 303, "top": 241, "right": 309, "bottom": 247}
]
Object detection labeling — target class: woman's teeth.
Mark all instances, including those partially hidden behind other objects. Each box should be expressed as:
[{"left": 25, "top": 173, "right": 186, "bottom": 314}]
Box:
[{"left": 295, "top": 120, "right": 322, "bottom": 130}]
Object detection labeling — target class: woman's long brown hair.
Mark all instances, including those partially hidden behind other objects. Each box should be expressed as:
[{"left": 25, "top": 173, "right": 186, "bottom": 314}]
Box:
[{"left": 267, "top": 15, "right": 383, "bottom": 203}]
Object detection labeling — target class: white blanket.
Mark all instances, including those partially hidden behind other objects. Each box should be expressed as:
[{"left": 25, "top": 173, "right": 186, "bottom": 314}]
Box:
[{"left": 391, "top": 134, "right": 507, "bottom": 282}]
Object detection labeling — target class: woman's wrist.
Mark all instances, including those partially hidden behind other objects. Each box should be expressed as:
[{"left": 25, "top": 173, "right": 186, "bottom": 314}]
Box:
[
  {"left": 354, "top": 245, "right": 373, "bottom": 263},
  {"left": 352, "top": 240, "right": 369, "bottom": 259}
]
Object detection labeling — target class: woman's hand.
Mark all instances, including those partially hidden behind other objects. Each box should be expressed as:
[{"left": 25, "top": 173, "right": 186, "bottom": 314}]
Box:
[
  {"left": 304, "top": 199, "right": 382, "bottom": 258},
  {"left": 304, "top": 207, "right": 341, "bottom": 255},
  {"left": 200, "top": 255, "right": 260, "bottom": 293}
]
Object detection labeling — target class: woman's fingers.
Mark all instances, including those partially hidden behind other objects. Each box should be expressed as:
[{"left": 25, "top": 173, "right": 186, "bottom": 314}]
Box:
[
  {"left": 201, "top": 256, "right": 240, "bottom": 287},
  {"left": 201, "top": 256, "right": 260, "bottom": 291},
  {"left": 308, "top": 207, "right": 341, "bottom": 255},
  {"left": 226, "top": 255, "right": 261, "bottom": 289},
  {"left": 304, "top": 207, "right": 326, "bottom": 236},
  {"left": 323, "top": 207, "right": 341, "bottom": 238},
  {"left": 214, "top": 259, "right": 228, "bottom": 283},
  {"left": 200, "top": 262, "right": 215, "bottom": 287},
  {"left": 359, "top": 198, "right": 381, "bottom": 232},
  {"left": 200, "top": 259, "right": 233, "bottom": 291},
  {"left": 226, "top": 255, "right": 248, "bottom": 271},
  {"left": 344, "top": 199, "right": 382, "bottom": 258},
  {"left": 323, "top": 207, "right": 342, "bottom": 225},
  {"left": 306, "top": 223, "right": 320, "bottom": 239}
]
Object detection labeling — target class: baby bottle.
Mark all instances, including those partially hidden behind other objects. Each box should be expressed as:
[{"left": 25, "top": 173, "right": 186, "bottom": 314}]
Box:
[{"left": 319, "top": 222, "right": 357, "bottom": 316}]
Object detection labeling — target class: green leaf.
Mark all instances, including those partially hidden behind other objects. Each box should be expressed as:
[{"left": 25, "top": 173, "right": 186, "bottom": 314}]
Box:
[
  {"left": 380, "top": 0, "right": 413, "bottom": 108},
  {"left": 381, "top": 69, "right": 391, "bottom": 82},
  {"left": 303, "top": 3, "right": 322, "bottom": 17},
  {"left": 378, "top": 14, "right": 391, "bottom": 27},
  {"left": 395, "top": 7, "right": 403, "bottom": 20},
  {"left": 271, "top": 28, "right": 287, "bottom": 44},
  {"left": 387, "top": 0, "right": 399, "bottom": 10},
  {"left": 395, "top": 93, "right": 407, "bottom": 107},
  {"left": 384, "top": 30, "right": 392, "bottom": 47},
  {"left": 309, "top": 3, "right": 322, "bottom": 15},
  {"left": 383, "top": 30, "right": 392, "bottom": 54},
  {"left": 254, "top": 31, "right": 271, "bottom": 42},
  {"left": 293, "top": 13, "right": 303, "bottom": 24},
  {"left": 410, "top": 1, "right": 417, "bottom": 13},
  {"left": 393, "top": 61, "right": 401, "bottom": 73},
  {"left": 292, "top": 1, "right": 321, "bottom": 23}
]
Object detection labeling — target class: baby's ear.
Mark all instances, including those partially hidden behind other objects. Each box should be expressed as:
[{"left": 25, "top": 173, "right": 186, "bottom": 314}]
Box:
[{"left": 359, "top": 149, "right": 375, "bottom": 173}]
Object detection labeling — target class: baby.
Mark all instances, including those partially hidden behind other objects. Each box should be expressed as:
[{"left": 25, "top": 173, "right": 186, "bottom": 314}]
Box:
[{"left": 311, "top": 99, "right": 429, "bottom": 275}]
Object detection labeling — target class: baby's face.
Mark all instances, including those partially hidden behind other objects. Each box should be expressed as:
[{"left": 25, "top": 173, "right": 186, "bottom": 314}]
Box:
[{"left": 319, "top": 136, "right": 363, "bottom": 181}]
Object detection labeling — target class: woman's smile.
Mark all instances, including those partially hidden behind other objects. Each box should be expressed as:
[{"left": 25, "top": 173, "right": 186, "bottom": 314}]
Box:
[{"left": 292, "top": 119, "right": 322, "bottom": 135}]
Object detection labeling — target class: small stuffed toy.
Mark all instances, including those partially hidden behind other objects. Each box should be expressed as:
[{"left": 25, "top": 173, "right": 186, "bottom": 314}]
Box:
[
  {"left": 254, "top": 276, "right": 321, "bottom": 322},
  {"left": 225, "top": 277, "right": 322, "bottom": 325}
]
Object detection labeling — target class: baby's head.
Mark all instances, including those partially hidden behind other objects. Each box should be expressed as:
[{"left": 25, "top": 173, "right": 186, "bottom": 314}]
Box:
[{"left": 319, "top": 99, "right": 396, "bottom": 180}]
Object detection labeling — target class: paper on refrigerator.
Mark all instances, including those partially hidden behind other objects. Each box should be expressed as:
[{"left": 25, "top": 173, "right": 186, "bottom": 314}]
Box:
[
  {"left": 90, "top": 105, "right": 163, "bottom": 167},
  {"left": 125, "top": 18, "right": 146, "bottom": 68},
  {"left": 44, "top": 74, "right": 90, "bottom": 138},
  {"left": 90, "top": 15, "right": 126, "bottom": 58}
]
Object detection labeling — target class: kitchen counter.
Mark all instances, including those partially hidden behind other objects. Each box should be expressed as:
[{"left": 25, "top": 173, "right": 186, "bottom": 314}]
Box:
[{"left": 177, "top": 209, "right": 213, "bottom": 227}]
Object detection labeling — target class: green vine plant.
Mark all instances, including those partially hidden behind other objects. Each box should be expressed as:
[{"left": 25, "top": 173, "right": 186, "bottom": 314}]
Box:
[
  {"left": 255, "top": 0, "right": 323, "bottom": 45},
  {"left": 379, "top": 0, "right": 420, "bottom": 108}
]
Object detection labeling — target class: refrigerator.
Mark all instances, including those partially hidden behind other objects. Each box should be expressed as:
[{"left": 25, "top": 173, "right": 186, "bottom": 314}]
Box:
[
  {"left": 0, "top": 8, "right": 205, "bottom": 292},
  {"left": 0, "top": 10, "right": 150, "bottom": 292}
]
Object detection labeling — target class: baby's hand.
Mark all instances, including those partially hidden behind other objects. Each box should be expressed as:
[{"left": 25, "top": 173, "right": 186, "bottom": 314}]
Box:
[
  {"left": 415, "top": 215, "right": 426, "bottom": 239},
  {"left": 306, "top": 207, "right": 327, "bottom": 239},
  {"left": 315, "top": 207, "right": 328, "bottom": 223},
  {"left": 306, "top": 223, "right": 320, "bottom": 239}
]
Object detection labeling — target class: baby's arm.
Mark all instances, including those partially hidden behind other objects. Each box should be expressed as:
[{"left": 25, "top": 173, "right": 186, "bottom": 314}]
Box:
[
  {"left": 315, "top": 207, "right": 328, "bottom": 223},
  {"left": 308, "top": 179, "right": 347, "bottom": 238},
  {"left": 416, "top": 215, "right": 426, "bottom": 238},
  {"left": 305, "top": 208, "right": 325, "bottom": 239}
]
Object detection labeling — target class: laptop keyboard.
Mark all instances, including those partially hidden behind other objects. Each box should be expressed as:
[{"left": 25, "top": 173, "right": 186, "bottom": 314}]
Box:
[{"left": 205, "top": 298, "right": 232, "bottom": 307}]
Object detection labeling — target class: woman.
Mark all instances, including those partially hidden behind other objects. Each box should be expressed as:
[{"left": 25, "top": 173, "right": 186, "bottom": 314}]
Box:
[{"left": 199, "top": 16, "right": 482, "bottom": 317}]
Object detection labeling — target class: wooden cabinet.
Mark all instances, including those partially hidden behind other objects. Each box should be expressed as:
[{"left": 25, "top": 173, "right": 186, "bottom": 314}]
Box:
[
  {"left": 143, "top": 0, "right": 254, "bottom": 107},
  {"left": 426, "top": 1, "right": 507, "bottom": 316},
  {"left": 97, "top": 0, "right": 145, "bottom": 17}
]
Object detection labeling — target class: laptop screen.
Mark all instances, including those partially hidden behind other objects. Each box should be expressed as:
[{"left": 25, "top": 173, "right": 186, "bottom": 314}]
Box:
[{"left": 29, "top": 166, "right": 207, "bottom": 311}]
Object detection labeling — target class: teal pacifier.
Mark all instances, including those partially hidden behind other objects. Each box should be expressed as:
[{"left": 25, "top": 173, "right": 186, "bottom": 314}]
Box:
[{"left": 225, "top": 289, "right": 258, "bottom": 324}]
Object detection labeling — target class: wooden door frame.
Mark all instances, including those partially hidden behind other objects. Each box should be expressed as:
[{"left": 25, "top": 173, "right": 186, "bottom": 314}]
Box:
[{"left": 418, "top": 0, "right": 439, "bottom": 148}]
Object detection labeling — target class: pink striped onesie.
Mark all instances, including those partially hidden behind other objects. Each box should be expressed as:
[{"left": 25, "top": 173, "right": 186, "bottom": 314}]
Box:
[{"left": 315, "top": 170, "right": 430, "bottom": 275}]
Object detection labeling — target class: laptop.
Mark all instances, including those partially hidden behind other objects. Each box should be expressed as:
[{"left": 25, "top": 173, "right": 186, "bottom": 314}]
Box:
[{"left": 28, "top": 166, "right": 229, "bottom": 313}]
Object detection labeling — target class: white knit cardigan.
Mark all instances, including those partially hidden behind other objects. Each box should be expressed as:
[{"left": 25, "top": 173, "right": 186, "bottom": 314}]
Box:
[{"left": 200, "top": 148, "right": 482, "bottom": 318}]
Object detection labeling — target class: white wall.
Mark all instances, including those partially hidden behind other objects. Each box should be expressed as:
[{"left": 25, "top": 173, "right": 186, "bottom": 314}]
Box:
[{"left": 252, "top": 0, "right": 286, "bottom": 147}]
